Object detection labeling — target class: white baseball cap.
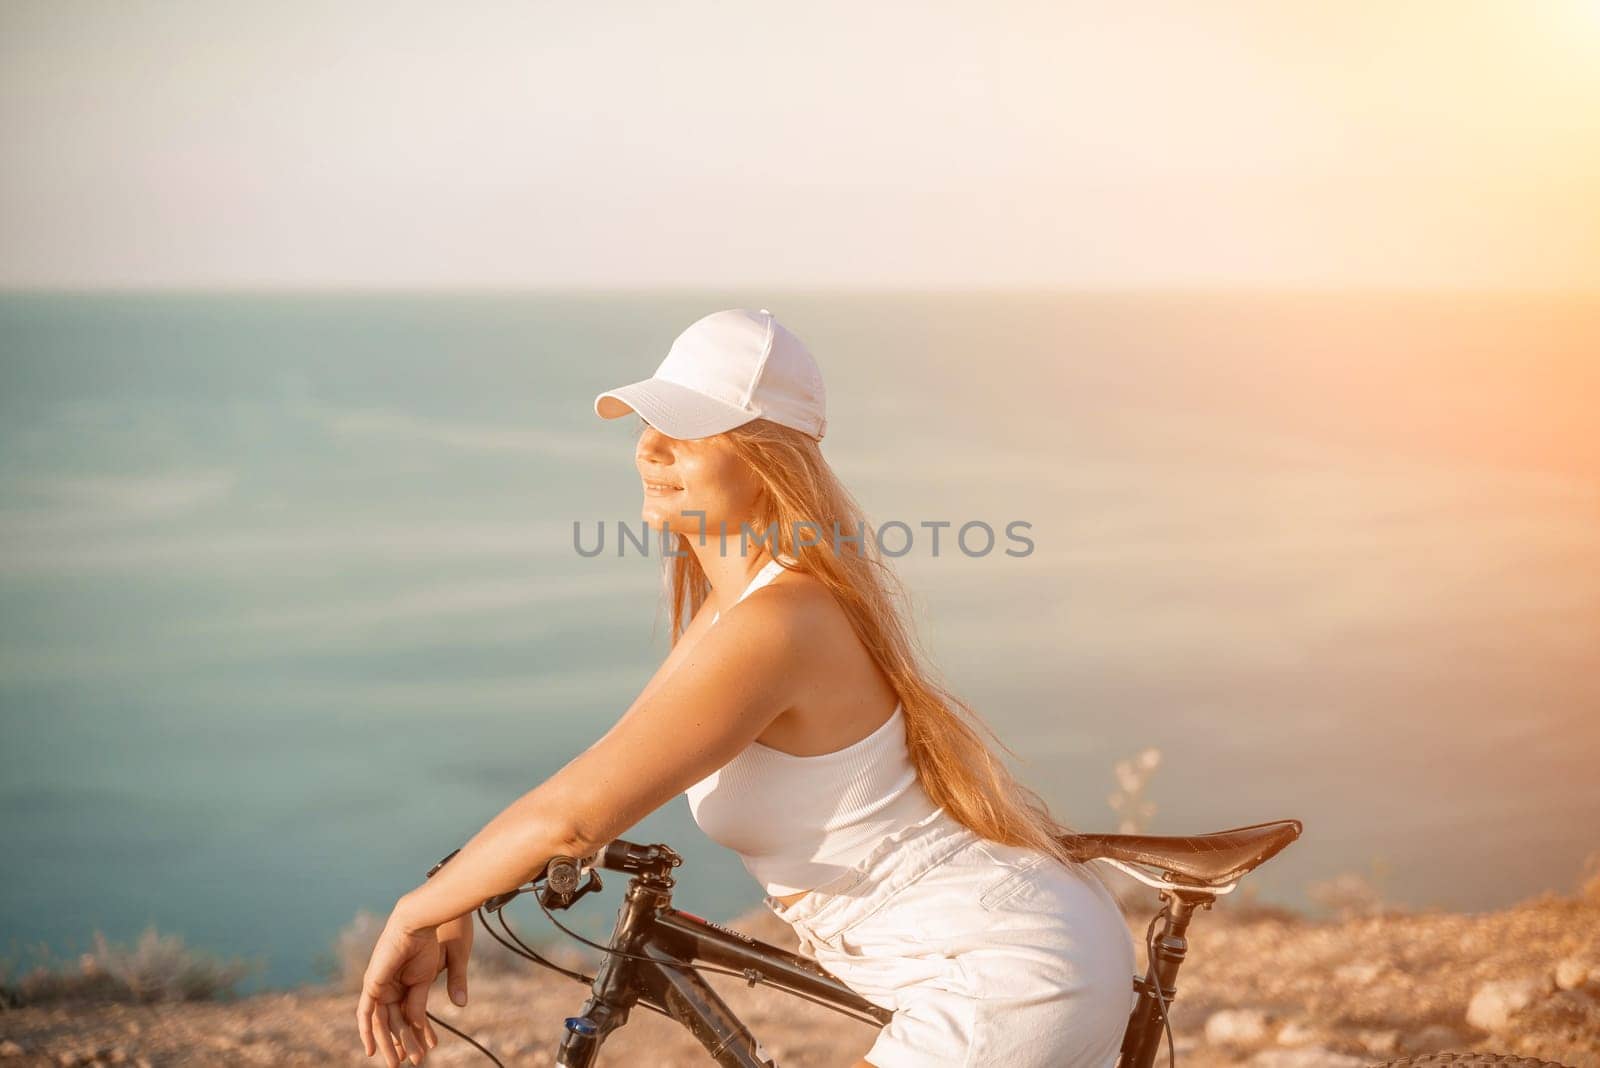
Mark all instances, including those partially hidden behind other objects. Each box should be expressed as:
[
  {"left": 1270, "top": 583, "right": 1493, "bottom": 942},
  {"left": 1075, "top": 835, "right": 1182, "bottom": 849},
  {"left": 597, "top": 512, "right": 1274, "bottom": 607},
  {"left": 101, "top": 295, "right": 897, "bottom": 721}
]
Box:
[{"left": 593, "top": 308, "right": 827, "bottom": 441}]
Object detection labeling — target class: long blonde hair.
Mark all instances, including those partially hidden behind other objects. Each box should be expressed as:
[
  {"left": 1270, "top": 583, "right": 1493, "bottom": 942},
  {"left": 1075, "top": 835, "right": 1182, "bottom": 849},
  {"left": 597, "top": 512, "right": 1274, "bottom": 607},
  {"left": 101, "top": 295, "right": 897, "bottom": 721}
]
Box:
[{"left": 657, "top": 418, "right": 1107, "bottom": 883}]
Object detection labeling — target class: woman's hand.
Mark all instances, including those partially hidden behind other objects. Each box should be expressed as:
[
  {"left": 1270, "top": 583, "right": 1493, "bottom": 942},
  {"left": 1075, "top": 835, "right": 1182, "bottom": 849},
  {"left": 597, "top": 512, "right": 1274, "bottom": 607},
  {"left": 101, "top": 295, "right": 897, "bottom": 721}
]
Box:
[
  {"left": 356, "top": 904, "right": 442, "bottom": 1067},
  {"left": 436, "top": 913, "right": 474, "bottom": 1009}
]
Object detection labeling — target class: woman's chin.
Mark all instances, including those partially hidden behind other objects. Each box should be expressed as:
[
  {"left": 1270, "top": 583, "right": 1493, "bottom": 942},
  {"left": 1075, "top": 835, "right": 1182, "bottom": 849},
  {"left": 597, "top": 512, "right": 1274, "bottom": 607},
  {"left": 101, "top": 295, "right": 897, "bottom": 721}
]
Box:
[
  {"left": 640, "top": 504, "right": 722, "bottom": 541},
  {"left": 640, "top": 503, "right": 680, "bottom": 531}
]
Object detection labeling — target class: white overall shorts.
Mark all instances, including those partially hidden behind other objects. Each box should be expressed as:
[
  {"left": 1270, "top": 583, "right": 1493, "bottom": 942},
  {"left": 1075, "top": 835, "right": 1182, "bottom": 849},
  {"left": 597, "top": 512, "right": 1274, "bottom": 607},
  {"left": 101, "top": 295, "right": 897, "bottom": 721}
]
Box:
[{"left": 764, "top": 805, "right": 1138, "bottom": 1067}]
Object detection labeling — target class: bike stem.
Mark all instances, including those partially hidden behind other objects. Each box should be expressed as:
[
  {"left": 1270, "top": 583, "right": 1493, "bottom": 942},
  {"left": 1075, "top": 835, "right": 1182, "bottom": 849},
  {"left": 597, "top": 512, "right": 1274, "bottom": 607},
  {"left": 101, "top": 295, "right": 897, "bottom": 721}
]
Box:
[
  {"left": 1119, "top": 887, "right": 1215, "bottom": 1068},
  {"left": 556, "top": 863, "right": 676, "bottom": 1066}
]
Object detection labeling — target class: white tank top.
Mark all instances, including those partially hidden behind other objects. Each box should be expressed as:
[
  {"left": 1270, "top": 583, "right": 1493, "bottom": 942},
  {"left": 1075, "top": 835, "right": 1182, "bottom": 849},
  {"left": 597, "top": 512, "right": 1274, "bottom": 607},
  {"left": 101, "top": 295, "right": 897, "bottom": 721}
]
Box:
[{"left": 683, "top": 555, "right": 941, "bottom": 896}]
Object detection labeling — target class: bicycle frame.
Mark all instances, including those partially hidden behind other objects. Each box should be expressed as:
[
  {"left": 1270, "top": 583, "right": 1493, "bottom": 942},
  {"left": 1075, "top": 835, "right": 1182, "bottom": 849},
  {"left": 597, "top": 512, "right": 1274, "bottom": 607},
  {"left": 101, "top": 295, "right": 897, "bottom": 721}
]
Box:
[
  {"left": 535, "top": 838, "right": 1211, "bottom": 1068},
  {"left": 553, "top": 866, "right": 892, "bottom": 1067}
]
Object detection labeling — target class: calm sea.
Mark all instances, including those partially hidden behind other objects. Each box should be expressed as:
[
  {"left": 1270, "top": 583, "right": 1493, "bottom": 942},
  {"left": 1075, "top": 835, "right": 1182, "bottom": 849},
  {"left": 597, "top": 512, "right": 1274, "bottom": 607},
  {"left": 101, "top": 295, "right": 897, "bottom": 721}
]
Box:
[{"left": 2, "top": 290, "right": 1597, "bottom": 991}]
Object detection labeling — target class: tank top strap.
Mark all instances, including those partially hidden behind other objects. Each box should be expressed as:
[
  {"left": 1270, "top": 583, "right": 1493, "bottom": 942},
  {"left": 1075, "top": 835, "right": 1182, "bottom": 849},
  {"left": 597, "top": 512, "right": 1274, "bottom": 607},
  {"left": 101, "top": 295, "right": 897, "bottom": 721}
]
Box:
[
  {"left": 710, "top": 554, "right": 795, "bottom": 625},
  {"left": 735, "top": 557, "right": 787, "bottom": 603}
]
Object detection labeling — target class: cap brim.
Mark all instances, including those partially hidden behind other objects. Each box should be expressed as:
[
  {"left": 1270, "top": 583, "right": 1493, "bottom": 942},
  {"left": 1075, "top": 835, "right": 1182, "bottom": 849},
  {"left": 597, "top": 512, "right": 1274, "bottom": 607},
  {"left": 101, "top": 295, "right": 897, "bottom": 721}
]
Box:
[{"left": 593, "top": 377, "right": 758, "bottom": 440}]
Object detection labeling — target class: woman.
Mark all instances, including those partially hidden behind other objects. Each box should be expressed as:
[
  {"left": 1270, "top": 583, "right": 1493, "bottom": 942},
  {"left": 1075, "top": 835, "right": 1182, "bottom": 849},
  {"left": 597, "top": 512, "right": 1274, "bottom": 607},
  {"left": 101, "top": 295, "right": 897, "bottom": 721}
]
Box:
[{"left": 355, "top": 308, "right": 1137, "bottom": 1067}]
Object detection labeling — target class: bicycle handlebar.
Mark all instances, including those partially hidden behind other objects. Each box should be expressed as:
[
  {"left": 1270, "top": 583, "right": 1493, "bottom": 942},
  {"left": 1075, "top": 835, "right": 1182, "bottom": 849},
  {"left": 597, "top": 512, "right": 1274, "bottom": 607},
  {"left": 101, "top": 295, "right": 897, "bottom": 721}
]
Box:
[{"left": 428, "top": 837, "right": 681, "bottom": 915}]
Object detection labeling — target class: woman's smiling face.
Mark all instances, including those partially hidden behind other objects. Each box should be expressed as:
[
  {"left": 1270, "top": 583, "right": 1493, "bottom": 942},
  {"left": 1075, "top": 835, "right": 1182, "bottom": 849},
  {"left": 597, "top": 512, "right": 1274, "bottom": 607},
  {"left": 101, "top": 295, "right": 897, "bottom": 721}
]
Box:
[{"left": 634, "top": 417, "right": 765, "bottom": 538}]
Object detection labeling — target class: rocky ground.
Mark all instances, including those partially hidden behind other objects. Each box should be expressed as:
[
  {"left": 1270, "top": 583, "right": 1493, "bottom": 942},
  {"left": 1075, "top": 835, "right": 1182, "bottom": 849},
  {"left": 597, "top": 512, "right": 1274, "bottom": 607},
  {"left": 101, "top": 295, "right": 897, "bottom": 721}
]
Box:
[{"left": 2, "top": 889, "right": 1597, "bottom": 1068}]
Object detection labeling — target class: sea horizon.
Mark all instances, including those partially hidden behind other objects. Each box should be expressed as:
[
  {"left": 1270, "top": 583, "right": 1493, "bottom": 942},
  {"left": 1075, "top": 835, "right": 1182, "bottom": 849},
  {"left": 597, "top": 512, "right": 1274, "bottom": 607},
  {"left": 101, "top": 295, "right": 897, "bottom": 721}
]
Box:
[{"left": 3, "top": 288, "right": 1596, "bottom": 991}]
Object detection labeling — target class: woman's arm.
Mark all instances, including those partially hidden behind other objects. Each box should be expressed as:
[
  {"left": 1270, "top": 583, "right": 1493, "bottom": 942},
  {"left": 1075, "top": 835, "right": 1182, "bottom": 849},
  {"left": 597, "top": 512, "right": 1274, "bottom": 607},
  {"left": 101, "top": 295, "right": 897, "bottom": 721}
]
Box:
[{"left": 390, "top": 583, "right": 824, "bottom": 933}]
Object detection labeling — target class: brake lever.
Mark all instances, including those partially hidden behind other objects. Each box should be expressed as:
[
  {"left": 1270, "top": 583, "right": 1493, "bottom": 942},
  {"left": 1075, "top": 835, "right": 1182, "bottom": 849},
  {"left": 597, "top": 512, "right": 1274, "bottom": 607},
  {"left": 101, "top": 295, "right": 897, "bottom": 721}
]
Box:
[
  {"left": 481, "top": 854, "right": 603, "bottom": 913},
  {"left": 539, "top": 868, "right": 603, "bottom": 910}
]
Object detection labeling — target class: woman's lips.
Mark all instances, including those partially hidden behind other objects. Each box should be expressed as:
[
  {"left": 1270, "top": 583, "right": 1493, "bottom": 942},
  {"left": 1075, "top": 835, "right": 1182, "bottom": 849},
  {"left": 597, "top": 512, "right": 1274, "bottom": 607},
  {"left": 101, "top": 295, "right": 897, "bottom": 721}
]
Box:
[{"left": 643, "top": 480, "right": 683, "bottom": 495}]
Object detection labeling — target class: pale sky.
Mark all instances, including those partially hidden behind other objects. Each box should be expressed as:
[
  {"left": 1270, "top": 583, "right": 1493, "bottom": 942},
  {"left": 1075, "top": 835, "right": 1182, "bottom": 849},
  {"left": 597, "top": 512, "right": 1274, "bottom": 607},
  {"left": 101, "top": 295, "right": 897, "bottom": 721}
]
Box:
[{"left": 2, "top": 0, "right": 1598, "bottom": 289}]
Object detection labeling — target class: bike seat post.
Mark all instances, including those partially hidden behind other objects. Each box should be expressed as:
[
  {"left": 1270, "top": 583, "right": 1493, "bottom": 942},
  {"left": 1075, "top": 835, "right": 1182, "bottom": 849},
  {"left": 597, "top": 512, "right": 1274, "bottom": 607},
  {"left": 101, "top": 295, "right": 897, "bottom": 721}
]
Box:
[{"left": 1121, "top": 888, "right": 1213, "bottom": 1068}]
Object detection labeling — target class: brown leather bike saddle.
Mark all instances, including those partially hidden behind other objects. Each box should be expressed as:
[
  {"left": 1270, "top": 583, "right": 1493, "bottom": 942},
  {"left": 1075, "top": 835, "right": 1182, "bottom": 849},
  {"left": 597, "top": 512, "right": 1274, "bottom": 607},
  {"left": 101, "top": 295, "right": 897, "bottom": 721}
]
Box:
[{"left": 1059, "top": 818, "right": 1303, "bottom": 886}]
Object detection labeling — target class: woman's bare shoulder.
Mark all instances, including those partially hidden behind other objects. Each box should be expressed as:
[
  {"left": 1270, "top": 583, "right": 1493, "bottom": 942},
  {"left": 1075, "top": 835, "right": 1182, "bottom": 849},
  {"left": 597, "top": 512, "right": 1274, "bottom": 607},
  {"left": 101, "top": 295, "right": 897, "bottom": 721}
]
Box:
[{"left": 763, "top": 564, "right": 842, "bottom": 621}]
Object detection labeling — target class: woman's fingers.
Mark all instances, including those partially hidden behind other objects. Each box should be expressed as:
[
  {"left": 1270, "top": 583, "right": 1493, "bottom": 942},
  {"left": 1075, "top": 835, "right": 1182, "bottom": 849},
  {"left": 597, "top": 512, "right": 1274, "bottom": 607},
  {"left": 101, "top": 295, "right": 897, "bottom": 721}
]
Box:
[
  {"left": 356, "top": 991, "right": 376, "bottom": 1057},
  {"left": 403, "top": 980, "right": 435, "bottom": 1056},
  {"left": 418, "top": 1006, "right": 438, "bottom": 1050},
  {"left": 395, "top": 1016, "right": 424, "bottom": 1066},
  {"left": 444, "top": 938, "right": 469, "bottom": 1006},
  {"left": 373, "top": 1001, "right": 402, "bottom": 1068}
]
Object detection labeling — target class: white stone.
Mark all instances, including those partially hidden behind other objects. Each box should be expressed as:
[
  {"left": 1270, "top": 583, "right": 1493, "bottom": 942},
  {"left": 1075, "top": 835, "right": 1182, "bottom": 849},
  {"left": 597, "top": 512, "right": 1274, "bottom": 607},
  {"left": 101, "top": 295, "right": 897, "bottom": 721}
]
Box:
[
  {"left": 1554, "top": 957, "right": 1595, "bottom": 991},
  {"left": 1275, "top": 1020, "right": 1318, "bottom": 1047},
  {"left": 1465, "top": 977, "right": 1543, "bottom": 1033},
  {"left": 1333, "top": 960, "right": 1384, "bottom": 984},
  {"left": 1206, "top": 1007, "right": 1270, "bottom": 1044}
]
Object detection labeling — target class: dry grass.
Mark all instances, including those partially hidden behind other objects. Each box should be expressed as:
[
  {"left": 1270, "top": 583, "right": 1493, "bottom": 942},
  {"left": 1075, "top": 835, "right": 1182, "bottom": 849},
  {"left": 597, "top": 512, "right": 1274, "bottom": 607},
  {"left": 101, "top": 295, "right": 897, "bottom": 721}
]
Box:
[{"left": 1, "top": 926, "right": 258, "bottom": 1007}]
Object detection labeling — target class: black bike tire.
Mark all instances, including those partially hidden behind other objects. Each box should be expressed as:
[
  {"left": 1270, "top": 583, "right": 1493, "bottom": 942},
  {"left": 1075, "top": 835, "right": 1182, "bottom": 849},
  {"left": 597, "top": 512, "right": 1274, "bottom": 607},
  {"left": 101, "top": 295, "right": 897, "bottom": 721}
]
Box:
[{"left": 1370, "top": 1053, "right": 1579, "bottom": 1068}]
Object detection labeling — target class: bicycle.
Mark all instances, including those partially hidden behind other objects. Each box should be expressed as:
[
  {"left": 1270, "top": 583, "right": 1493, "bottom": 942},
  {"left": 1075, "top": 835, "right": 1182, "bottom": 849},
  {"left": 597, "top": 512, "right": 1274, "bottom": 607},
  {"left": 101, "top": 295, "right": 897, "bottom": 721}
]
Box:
[{"left": 419, "top": 818, "right": 1577, "bottom": 1068}]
